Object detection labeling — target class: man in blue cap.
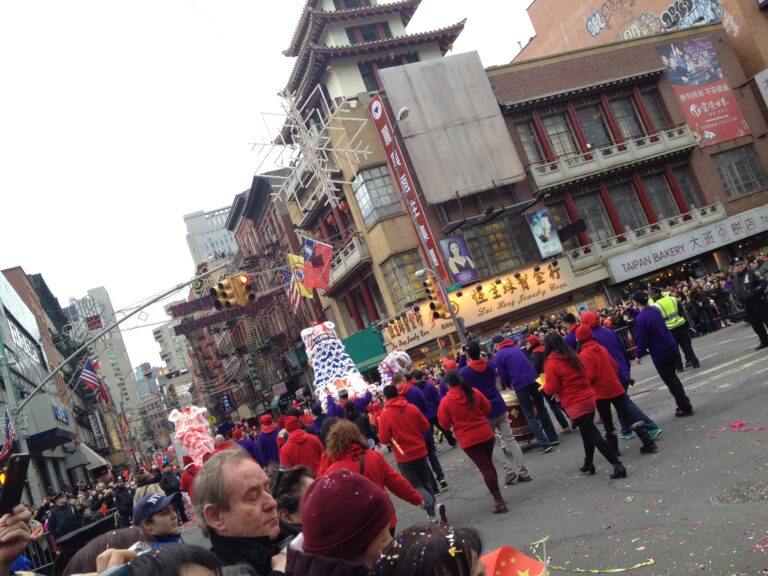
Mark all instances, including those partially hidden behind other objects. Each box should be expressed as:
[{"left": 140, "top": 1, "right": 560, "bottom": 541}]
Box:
[{"left": 133, "top": 492, "right": 184, "bottom": 548}]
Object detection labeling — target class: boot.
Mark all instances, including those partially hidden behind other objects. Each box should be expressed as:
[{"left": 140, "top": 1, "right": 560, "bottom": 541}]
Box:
[
  {"left": 609, "top": 462, "right": 627, "bottom": 479},
  {"left": 631, "top": 422, "right": 658, "bottom": 454},
  {"left": 605, "top": 432, "right": 621, "bottom": 457},
  {"left": 579, "top": 460, "right": 596, "bottom": 475}
]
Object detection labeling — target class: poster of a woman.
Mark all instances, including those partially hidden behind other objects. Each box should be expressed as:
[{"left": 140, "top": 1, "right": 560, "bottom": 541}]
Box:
[
  {"left": 441, "top": 236, "right": 479, "bottom": 285},
  {"left": 527, "top": 209, "right": 563, "bottom": 259}
]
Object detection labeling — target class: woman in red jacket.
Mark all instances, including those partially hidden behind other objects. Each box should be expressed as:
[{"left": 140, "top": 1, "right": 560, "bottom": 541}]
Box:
[
  {"left": 324, "top": 420, "right": 424, "bottom": 532},
  {"left": 542, "top": 333, "right": 626, "bottom": 479},
  {"left": 576, "top": 325, "right": 658, "bottom": 456},
  {"left": 438, "top": 370, "right": 508, "bottom": 513}
]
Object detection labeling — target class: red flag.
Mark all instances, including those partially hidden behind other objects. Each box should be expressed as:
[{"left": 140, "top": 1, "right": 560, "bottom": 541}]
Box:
[
  {"left": 481, "top": 546, "right": 547, "bottom": 576},
  {"left": 79, "top": 361, "right": 110, "bottom": 405},
  {"left": 301, "top": 237, "right": 333, "bottom": 290}
]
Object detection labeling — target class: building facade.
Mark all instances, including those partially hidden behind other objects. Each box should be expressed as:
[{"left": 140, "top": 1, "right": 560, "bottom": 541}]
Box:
[
  {"left": 152, "top": 320, "right": 189, "bottom": 376},
  {"left": 184, "top": 207, "right": 238, "bottom": 267}
]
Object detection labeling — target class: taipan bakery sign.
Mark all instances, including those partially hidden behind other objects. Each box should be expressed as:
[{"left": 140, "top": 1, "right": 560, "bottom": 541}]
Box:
[{"left": 383, "top": 260, "right": 608, "bottom": 351}]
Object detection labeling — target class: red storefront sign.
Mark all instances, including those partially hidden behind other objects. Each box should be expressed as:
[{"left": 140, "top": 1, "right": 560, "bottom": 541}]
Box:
[{"left": 368, "top": 94, "right": 450, "bottom": 284}]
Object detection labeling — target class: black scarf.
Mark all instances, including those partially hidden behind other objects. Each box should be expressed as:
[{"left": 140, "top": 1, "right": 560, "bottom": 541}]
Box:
[{"left": 209, "top": 532, "right": 279, "bottom": 576}]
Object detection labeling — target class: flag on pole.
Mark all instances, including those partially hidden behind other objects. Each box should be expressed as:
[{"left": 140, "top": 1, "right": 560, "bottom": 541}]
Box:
[
  {"left": 288, "top": 254, "right": 313, "bottom": 298},
  {"left": 274, "top": 268, "right": 302, "bottom": 315},
  {"left": 300, "top": 236, "right": 334, "bottom": 290},
  {"left": 80, "top": 360, "right": 110, "bottom": 405},
  {"left": 0, "top": 407, "right": 17, "bottom": 462}
]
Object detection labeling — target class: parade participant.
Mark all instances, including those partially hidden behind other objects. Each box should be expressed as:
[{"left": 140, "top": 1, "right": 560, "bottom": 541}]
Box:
[
  {"left": 272, "top": 466, "right": 315, "bottom": 542},
  {"left": 631, "top": 291, "right": 694, "bottom": 417},
  {"left": 180, "top": 455, "right": 200, "bottom": 504},
  {"left": 310, "top": 403, "right": 326, "bottom": 436},
  {"left": 494, "top": 335, "right": 559, "bottom": 453},
  {"left": 576, "top": 325, "right": 658, "bottom": 455},
  {"left": 542, "top": 333, "right": 626, "bottom": 479},
  {"left": 459, "top": 341, "right": 531, "bottom": 485},
  {"left": 580, "top": 311, "right": 661, "bottom": 440},
  {"left": 731, "top": 256, "right": 768, "bottom": 350},
  {"left": 414, "top": 370, "right": 456, "bottom": 448},
  {"left": 377, "top": 384, "right": 438, "bottom": 523},
  {"left": 526, "top": 334, "right": 571, "bottom": 433},
  {"left": 47, "top": 492, "right": 81, "bottom": 539},
  {"left": 133, "top": 492, "right": 184, "bottom": 548},
  {"left": 324, "top": 420, "right": 424, "bottom": 532},
  {"left": 285, "top": 470, "right": 394, "bottom": 576},
  {"left": 438, "top": 370, "right": 508, "bottom": 513},
  {"left": 370, "top": 524, "right": 483, "bottom": 576},
  {"left": 233, "top": 428, "right": 261, "bottom": 461},
  {"left": 279, "top": 416, "right": 324, "bottom": 475},
  {"left": 563, "top": 312, "right": 579, "bottom": 349},
  {"left": 651, "top": 287, "right": 700, "bottom": 369},
  {"left": 195, "top": 450, "right": 286, "bottom": 575},
  {"left": 257, "top": 415, "right": 281, "bottom": 467}
]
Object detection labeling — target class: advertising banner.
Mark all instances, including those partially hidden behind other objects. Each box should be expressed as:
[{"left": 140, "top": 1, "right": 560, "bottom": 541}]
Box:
[
  {"left": 527, "top": 209, "right": 564, "bottom": 259},
  {"left": 657, "top": 36, "right": 750, "bottom": 146},
  {"left": 220, "top": 393, "right": 237, "bottom": 414},
  {"left": 440, "top": 236, "right": 479, "bottom": 285}
]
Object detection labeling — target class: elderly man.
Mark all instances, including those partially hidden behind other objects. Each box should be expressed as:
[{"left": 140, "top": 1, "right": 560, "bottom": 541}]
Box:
[{"left": 194, "top": 448, "right": 286, "bottom": 576}]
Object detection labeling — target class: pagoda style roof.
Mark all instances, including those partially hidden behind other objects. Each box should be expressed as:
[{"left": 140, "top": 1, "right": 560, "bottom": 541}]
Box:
[
  {"left": 286, "top": 20, "right": 466, "bottom": 101},
  {"left": 285, "top": 0, "right": 423, "bottom": 58}
]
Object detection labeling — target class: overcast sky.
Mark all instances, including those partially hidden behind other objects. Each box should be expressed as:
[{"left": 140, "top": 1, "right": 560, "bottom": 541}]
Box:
[{"left": 0, "top": 1, "right": 536, "bottom": 371}]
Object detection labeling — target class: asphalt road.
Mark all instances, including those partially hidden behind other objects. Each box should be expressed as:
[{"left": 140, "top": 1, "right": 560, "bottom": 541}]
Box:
[{"left": 184, "top": 321, "right": 768, "bottom": 575}]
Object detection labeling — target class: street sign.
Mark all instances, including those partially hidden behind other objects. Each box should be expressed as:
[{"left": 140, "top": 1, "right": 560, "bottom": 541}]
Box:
[{"left": 445, "top": 283, "right": 462, "bottom": 293}]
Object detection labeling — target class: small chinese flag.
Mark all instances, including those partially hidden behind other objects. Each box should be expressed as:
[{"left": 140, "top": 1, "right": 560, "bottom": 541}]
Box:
[{"left": 481, "top": 546, "right": 547, "bottom": 576}]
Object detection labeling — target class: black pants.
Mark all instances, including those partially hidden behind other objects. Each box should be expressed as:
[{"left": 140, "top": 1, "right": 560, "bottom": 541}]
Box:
[
  {"left": 170, "top": 492, "right": 188, "bottom": 523},
  {"left": 744, "top": 296, "right": 768, "bottom": 345},
  {"left": 671, "top": 323, "right": 699, "bottom": 367},
  {"left": 596, "top": 394, "right": 636, "bottom": 436},
  {"left": 429, "top": 416, "right": 457, "bottom": 447},
  {"left": 572, "top": 413, "right": 619, "bottom": 466},
  {"left": 653, "top": 349, "right": 692, "bottom": 410},
  {"left": 397, "top": 457, "right": 436, "bottom": 516}
]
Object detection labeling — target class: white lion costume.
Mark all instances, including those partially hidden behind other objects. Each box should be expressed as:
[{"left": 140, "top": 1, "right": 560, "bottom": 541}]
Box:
[
  {"left": 301, "top": 322, "right": 370, "bottom": 409},
  {"left": 168, "top": 405, "right": 214, "bottom": 467},
  {"left": 378, "top": 350, "right": 412, "bottom": 388}
]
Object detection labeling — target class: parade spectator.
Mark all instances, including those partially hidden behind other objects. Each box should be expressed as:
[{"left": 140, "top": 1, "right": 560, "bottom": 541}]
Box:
[
  {"left": 114, "top": 477, "right": 134, "bottom": 528},
  {"left": 135, "top": 472, "right": 165, "bottom": 505},
  {"left": 271, "top": 465, "right": 315, "bottom": 542},
  {"left": 160, "top": 464, "right": 188, "bottom": 525},
  {"left": 0, "top": 505, "right": 32, "bottom": 576},
  {"left": 62, "top": 527, "right": 149, "bottom": 576},
  {"left": 47, "top": 492, "right": 81, "bottom": 539},
  {"left": 279, "top": 416, "right": 324, "bottom": 475},
  {"left": 133, "top": 493, "right": 184, "bottom": 549},
  {"left": 129, "top": 543, "right": 222, "bottom": 576}
]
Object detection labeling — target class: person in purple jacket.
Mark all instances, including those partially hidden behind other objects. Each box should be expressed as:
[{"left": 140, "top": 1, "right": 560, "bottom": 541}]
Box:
[
  {"left": 563, "top": 312, "right": 579, "bottom": 350},
  {"left": 232, "top": 428, "right": 260, "bottom": 461},
  {"left": 310, "top": 403, "right": 327, "bottom": 436},
  {"left": 326, "top": 388, "right": 373, "bottom": 419},
  {"left": 256, "top": 414, "right": 281, "bottom": 467},
  {"left": 631, "top": 291, "right": 694, "bottom": 417},
  {"left": 414, "top": 370, "right": 457, "bottom": 448},
  {"left": 493, "top": 336, "right": 558, "bottom": 454},
  {"left": 460, "top": 340, "right": 531, "bottom": 485}
]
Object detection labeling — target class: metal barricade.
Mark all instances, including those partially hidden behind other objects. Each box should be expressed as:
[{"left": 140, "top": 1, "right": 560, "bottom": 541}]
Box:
[
  {"left": 612, "top": 325, "right": 637, "bottom": 358},
  {"left": 23, "top": 531, "right": 57, "bottom": 575}
]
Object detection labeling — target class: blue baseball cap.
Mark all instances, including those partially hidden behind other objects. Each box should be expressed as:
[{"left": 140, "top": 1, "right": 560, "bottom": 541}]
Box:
[{"left": 132, "top": 492, "right": 181, "bottom": 526}]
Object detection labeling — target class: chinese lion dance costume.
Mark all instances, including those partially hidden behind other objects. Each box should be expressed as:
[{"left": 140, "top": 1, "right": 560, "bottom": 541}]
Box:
[
  {"left": 168, "top": 405, "right": 214, "bottom": 467},
  {"left": 378, "top": 349, "right": 412, "bottom": 388}
]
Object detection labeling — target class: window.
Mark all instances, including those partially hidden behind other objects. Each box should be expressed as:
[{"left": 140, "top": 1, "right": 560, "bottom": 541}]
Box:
[
  {"left": 547, "top": 202, "right": 577, "bottom": 250},
  {"left": 642, "top": 173, "right": 679, "bottom": 218},
  {"left": 609, "top": 182, "right": 647, "bottom": 231},
  {"left": 464, "top": 215, "right": 536, "bottom": 278},
  {"left": 353, "top": 165, "right": 402, "bottom": 228},
  {"left": 359, "top": 62, "right": 378, "bottom": 92},
  {"left": 641, "top": 90, "right": 667, "bottom": 131},
  {"left": 381, "top": 250, "right": 424, "bottom": 310},
  {"left": 576, "top": 105, "right": 611, "bottom": 148},
  {"left": 542, "top": 113, "right": 578, "bottom": 157},
  {"left": 573, "top": 192, "right": 613, "bottom": 242},
  {"left": 335, "top": 0, "right": 369, "bottom": 9},
  {"left": 515, "top": 121, "right": 543, "bottom": 164},
  {"left": 712, "top": 145, "right": 768, "bottom": 198},
  {"left": 359, "top": 24, "right": 379, "bottom": 42},
  {"left": 610, "top": 97, "right": 642, "bottom": 138},
  {"left": 672, "top": 165, "right": 700, "bottom": 208}
]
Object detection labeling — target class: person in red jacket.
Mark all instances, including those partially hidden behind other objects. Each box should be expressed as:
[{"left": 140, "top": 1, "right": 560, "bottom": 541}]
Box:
[
  {"left": 542, "top": 332, "right": 627, "bottom": 479},
  {"left": 280, "top": 416, "right": 324, "bottom": 475},
  {"left": 324, "top": 420, "right": 424, "bottom": 532},
  {"left": 438, "top": 370, "right": 508, "bottom": 514},
  {"left": 576, "top": 325, "right": 658, "bottom": 456},
  {"left": 179, "top": 455, "right": 199, "bottom": 504},
  {"left": 377, "top": 384, "right": 438, "bottom": 523}
]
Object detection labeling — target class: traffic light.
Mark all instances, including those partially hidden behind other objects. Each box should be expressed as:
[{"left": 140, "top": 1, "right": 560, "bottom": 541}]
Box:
[
  {"left": 210, "top": 277, "right": 238, "bottom": 310},
  {"left": 423, "top": 276, "right": 438, "bottom": 301},
  {"left": 234, "top": 273, "right": 256, "bottom": 306},
  {"left": 431, "top": 297, "right": 450, "bottom": 320},
  {"left": 423, "top": 276, "right": 449, "bottom": 320}
]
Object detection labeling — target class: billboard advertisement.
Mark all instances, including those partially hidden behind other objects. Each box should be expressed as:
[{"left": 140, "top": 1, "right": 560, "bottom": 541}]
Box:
[
  {"left": 440, "top": 236, "right": 479, "bottom": 285},
  {"left": 527, "top": 209, "right": 564, "bottom": 259},
  {"left": 657, "top": 36, "right": 750, "bottom": 147}
]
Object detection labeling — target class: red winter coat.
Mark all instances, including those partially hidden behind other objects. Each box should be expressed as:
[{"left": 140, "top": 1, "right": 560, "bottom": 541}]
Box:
[
  {"left": 578, "top": 340, "right": 625, "bottom": 400},
  {"left": 180, "top": 464, "right": 199, "bottom": 503},
  {"left": 377, "top": 397, "right": 429, "bottom": 463},
  {"left": 325, "top": 444, "right": 422, "bottom": 528},
  {"left": 543, "top": 351, "right": 596, "bottom": 420},
  {"left": 437, "top": 387, "right": 495, "bottom": 449},
  {"left": 279, "top": 429, "right": 324, "bottom": 474}
]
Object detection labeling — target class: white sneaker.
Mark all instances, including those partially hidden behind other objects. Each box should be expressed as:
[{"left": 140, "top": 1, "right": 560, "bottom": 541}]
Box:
[{"left": 428, "top": 515, "right": 438, "bottom": 523}]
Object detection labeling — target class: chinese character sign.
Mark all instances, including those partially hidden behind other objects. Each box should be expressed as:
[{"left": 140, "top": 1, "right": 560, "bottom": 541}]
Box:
[
  {"left": 527, "top": 208, "right": 564, "bottom": 259},
  {"left": 657, "top": 37, "right": 750, "bottom": 146},
  {"left": 440, "top": 235, "right": 479, "bottom": 285}
]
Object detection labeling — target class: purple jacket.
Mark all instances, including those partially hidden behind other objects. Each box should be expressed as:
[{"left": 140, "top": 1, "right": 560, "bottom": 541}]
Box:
[
  {"left": 438, "top": 377, "right": 448, "bottom": 399},
  {"left": 256, "top": 428, "right": 280, "bottom": 467},
  {"left": 634, "top": 306, "right": 678, "bottom": 364},
  {"left": 327, "top": 390, "right": 372, "bottom": 419},
  {"left": 565, "top": 329, "right": 578, "bottom": 350},
  {"left": 236, "top": 437, "right": 261, "bottom": 461},
  {"left": 460, "top": 358, "right": 507, "bottom": 419},
  {"left": 591, "top": 326, "right": 631, "bottom": 385},
  {"left": 312, "top": 414, "right": 327, "bottom": 436},
  {"left": 398, "top": 382, "right": 429, "bottom": 416},
  {"left": 416, "top": 380, "right": 440, "bottom": 420},
  {"left": 494, "top": 341, "right": 539, "bottom": 392}
]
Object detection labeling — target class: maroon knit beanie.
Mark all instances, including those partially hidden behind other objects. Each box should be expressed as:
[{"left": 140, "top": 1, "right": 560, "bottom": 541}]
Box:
[{"left": 301, "top": 469, "right": 394, "bottom": 560}]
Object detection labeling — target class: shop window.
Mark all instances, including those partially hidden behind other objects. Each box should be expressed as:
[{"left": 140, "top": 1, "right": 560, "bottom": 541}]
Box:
[
  {"left": 610, "top": 97, "right": 643, "bottom": 138},
  {"left": 464, "top": 215, "right": 536, "bottom": 278},
  {"left": 640, "top": 89, "right": 668, "bottom": 131},
  {"left": 381, "top": 250, "right": 424, "bottom": 310},
  {"left": 712, "top": 145, "right": 768, "bottom": 198},
  {"left": 576, "top": 105, "right": 611, "bottom": 148},
  {"left": 573, "top": 192, "right": 614, "bottom": 242},
  {"left": 515, "top": 121, "right": 544, "bottom": 164},
  {"left": 353, "top": 165, "right": 403, "bottom": 228},
  {"left": 642, "top": 172, "right": 679, "bottom": 219},
  {"left": 609, "top": 182, "right": 647, "bottom": 231},
  {"left": 671, "top": 165, "right": 700, "bottom": 209},
  {"left": 541, "top": 113, "right": 578, "bottom": 158}
]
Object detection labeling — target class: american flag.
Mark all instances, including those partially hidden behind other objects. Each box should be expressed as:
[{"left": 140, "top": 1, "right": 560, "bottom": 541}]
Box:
[
  {"left": 289, "top": 279, "right": 302, "bottom": 314},
  {"left": 80, "top": 360, "right": 110, "bottom": 404},
  {"left": 0, "top": 407, "right": 17, "bottom": 462},
  {"left": 275, "top": 269, "right": 302, "bottom": 315}
]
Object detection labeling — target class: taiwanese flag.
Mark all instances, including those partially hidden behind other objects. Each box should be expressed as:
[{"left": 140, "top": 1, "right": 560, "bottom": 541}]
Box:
[
  {"left": 481, "top": 546, "right": 547, "bottom": 576},
  {"left": 300, "top": 236, "right": 333, "bottom": 290}
]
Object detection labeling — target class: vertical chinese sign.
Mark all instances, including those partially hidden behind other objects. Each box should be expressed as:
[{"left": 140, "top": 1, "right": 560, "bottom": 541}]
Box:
[
  {"left": 657, "top": 36, "right": 750, "bottom": 146},
  {"left": 368, "top": 94, "right": 451, "bottom": 285}
]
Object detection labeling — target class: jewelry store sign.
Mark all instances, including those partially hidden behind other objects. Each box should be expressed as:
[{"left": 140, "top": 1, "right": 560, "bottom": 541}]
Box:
[{"left": 383, "top": 260, "right": 608, "bottom": 350}]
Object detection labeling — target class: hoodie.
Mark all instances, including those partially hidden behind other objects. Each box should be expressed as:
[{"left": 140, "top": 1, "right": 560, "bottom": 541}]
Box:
[
  {"left": 396, "top": 381, "right": 428, "bottom": 416},
  {"left": 414, "top": 379, "right": 440, "bottom": 420},
  {"left": 494, "top": 340, "right": 539, "bottom": 392},
  {"left": 437, "top": 386, "right": 495, "bottom": 449},
  {"left": 280, "top": 429, "right": 324, "bottom": 475},
  {"left": 459, "top": 358, "right": 507, "bottom": 419},
  {"left": 581, "top": 310, "right": 632, "bottom": 385},
  {"left": 377, "top": 397, "right": 429, "bottom": 463},
  {"left": 578, "top": 340, "right": 625, "bottom": 400},
  {"left": 257, "top": 428, "right": 281, "bottom": 468}
]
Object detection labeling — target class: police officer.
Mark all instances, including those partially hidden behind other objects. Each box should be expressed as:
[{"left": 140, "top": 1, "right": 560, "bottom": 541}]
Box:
[
  {"left": 731, "top": 256, "right": 768, "bottom": 350},
  {"left": 651, "top": 286, "right": 700, "bottom": 370}
]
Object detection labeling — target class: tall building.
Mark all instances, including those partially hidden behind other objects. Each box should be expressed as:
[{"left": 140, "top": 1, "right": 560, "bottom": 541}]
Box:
[
  {"left": 134, "top": 362, "right": 159, "bottom": 399},
  {"left": 152, "top": 318, "right": 189, "bottom": 375},
  {"left": 183, "top": 207, "right": 238, "bottom": 267}
]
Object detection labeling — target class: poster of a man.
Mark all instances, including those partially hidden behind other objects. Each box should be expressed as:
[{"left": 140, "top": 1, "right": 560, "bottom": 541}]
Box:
[
  {"left": 527, "top": 209, "right": 563, "bottom": 259},
  {"left": 440, "top": 236, "right": 479, "bottom": 285}
]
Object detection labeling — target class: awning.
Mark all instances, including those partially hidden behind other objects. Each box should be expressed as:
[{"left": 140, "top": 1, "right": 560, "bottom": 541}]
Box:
[
  {"left": 356, "top": 352, "right": 388, "bottom": 373},
  {"left": 341, "top": 326, "right": 387, "bottom": 373},
  {"left": 79, "top": 444, "right": 111, "bottom": 471}
]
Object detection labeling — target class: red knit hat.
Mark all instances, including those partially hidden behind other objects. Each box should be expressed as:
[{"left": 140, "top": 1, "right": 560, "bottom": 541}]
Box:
[
  {"left": 580, "top": 310, "right": 600, "bottom": 329},
  {"left": 232, "top": 428, "right": 243, "bottom": 440},
  {"left": 284, "top": 416, "right": 301, "bottom": 432},
  {"left": 575, "top": 324, "right": 593, "bottom": 342},
  {"left": 301, "top": 469, "right": 393, "bottom": 560},
  {"left": 526, "top": 335, "right": 540, "bottom": 346},
  {"left": 182, "top": 455, "right": 193, "bottom": 466},
  {"left": 442, "top": 358, "right": 458, "bottom": 370},
  {"left": 260, "top": 414, "right": 274, "bottom": 426}
]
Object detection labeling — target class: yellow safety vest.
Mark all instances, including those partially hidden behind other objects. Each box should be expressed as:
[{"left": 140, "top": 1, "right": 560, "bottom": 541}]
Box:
[{"left": 653, "top": 293, "right": 686, "bottom": 329}]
